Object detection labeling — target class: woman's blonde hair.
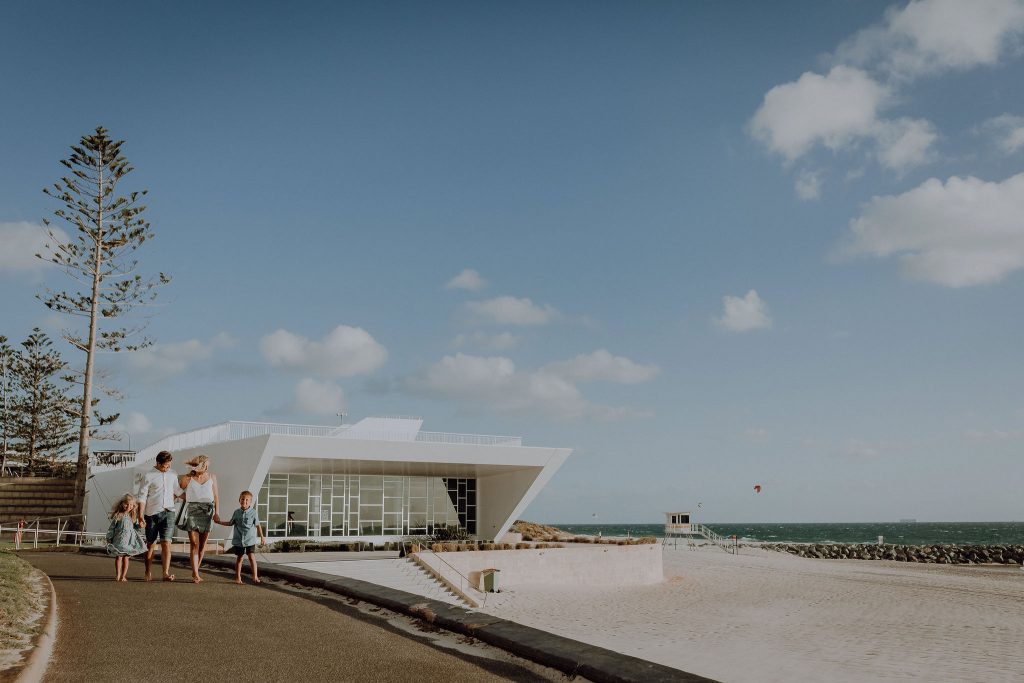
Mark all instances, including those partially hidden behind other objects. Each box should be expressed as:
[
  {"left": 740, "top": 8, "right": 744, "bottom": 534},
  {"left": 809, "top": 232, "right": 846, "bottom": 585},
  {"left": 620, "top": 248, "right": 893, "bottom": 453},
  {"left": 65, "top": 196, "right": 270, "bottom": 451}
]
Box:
[
  {"left": 184, "top": 454, "right": 209, "bottom": 468},
  {"left": 110, "top": 493, "right": 136, "bottom": 519}
]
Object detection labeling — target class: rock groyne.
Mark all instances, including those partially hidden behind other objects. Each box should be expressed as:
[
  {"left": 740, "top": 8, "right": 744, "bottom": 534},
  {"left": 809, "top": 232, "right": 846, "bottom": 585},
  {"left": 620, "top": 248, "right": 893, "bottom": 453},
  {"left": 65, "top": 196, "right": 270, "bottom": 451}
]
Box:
[{"left": 764, "top": 542, "right": 1024, "bottom": 565}]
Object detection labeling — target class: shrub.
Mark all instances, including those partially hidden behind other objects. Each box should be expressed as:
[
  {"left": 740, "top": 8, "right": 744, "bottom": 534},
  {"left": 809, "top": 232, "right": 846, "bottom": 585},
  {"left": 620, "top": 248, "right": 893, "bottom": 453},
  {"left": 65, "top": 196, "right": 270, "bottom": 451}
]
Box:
[
  {"left": 430, "top": 525, "right": 471, "bottom": 542},
  {"left": 515, "top": 543, "right": 532, "bottom": 550}
]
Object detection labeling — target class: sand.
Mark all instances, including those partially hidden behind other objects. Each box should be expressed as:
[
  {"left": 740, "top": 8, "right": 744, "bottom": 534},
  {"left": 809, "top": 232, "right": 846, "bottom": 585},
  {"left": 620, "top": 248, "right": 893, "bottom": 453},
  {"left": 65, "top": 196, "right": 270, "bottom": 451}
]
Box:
[{"left": 477, "top": 544, "right": 1024, "bottom": 682}]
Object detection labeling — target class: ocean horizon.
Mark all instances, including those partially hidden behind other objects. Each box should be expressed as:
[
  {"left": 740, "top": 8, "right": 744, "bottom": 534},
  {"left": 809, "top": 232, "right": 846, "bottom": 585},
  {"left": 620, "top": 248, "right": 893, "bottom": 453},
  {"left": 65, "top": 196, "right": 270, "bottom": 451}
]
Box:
[{"left": 549, "top": 522, "right": 1024, "bottom": 546}]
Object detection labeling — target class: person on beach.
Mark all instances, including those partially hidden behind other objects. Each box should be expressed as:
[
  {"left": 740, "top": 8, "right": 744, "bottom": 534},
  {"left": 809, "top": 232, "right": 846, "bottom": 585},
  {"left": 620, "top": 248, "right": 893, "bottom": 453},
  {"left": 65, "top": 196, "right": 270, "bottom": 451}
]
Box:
[
  {"left": 214, "top": 490, "right": 266, "bottom": 584},
  {"left": 106, "top": 493, "right": 146, "bottom": 581},
  {"left": 178, "top": 454, "right": 219, "bottom": 583},
  {"left": 136, "top": 450, "right": 181, "bottom": 582}
]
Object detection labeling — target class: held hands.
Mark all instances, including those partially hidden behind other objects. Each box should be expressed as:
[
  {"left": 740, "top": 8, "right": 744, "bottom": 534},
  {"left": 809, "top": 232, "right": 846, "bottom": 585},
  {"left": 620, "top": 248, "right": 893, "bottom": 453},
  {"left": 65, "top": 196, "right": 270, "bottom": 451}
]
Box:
[{"left": 213, "top": 513, "right": 222, "bottom": 524}]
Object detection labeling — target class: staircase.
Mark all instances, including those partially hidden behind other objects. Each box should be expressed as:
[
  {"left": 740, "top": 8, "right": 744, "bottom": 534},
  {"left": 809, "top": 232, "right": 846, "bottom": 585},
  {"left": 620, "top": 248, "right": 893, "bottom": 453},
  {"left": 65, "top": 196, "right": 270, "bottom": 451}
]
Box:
[
  {"left": 282, "top": 557, "right": 474, "bottom": 607},
  {"left": 0, "top": 478, "right": 78, "bottom": 524},
  {"left": 695, "top": 524, "right": 737, "bottom": 553}
]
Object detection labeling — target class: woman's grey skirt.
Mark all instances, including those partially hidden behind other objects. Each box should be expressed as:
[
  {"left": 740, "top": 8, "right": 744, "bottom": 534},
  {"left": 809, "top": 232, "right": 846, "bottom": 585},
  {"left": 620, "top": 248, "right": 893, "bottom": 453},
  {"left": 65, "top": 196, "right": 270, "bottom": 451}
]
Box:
[{"left": 181, "top": 502, "right": 214, "bottom": 534}]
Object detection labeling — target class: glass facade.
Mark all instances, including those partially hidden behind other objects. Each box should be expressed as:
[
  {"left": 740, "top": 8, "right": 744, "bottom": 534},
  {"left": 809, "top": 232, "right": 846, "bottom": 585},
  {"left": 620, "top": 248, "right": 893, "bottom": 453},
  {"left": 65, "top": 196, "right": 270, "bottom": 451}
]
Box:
[{"left": 257, "top": 472, "right": 477, "bottom": 538}]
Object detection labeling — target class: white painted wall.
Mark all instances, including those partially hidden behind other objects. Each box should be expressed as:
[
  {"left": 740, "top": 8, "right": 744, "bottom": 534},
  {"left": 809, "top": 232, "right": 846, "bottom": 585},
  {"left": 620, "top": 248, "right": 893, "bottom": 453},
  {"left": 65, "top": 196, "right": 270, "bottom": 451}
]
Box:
[{"left": 423, "top": 544, "right": 664, "bottom": 588}]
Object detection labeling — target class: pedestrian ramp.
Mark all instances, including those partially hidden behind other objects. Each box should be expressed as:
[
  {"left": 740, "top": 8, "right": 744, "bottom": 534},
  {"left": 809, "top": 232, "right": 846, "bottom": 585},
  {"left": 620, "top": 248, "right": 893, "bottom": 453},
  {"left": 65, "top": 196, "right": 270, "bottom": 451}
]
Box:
[{"left": 283, "top": 557, "right": 472, "bottom": 608}]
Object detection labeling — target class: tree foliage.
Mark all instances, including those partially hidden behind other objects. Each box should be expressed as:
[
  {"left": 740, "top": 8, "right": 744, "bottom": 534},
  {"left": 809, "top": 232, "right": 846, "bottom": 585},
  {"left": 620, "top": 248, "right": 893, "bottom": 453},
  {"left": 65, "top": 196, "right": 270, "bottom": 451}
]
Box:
[
  {"left": 5, "top": 329, "right": 79, "bottom": 472},
  {"left": 39, "top": 126, "right": 169, "bottom": 513}
]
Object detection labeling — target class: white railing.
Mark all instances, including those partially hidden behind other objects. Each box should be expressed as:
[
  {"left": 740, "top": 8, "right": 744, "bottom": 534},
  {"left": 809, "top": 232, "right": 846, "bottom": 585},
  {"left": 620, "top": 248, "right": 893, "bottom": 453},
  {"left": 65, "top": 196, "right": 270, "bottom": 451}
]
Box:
[
  {"left": 228, "top": 422, "right": 337, "bottom": 440},
  {"left": 1, "top": 518, "right": 107, "bottom": 549},
  {"left": 409, "top": 546, "right": 486, "bottom": 608},
  {"left": 696, "top": 524, "right": 738, "bottom": 554},
  {"left": 415, "top": 431, "right": 521, "bottom": 447}
]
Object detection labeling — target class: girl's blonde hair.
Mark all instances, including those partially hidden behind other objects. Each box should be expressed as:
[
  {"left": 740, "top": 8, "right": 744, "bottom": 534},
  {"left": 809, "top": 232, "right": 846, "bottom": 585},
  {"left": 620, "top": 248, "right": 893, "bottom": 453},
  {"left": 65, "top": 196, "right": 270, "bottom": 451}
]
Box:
[
  {"left": 184, "top": 454, "right": 210, "bottom": 468},
  {"left": 110, "top": 493, "right": 136, "bottom": 519}
]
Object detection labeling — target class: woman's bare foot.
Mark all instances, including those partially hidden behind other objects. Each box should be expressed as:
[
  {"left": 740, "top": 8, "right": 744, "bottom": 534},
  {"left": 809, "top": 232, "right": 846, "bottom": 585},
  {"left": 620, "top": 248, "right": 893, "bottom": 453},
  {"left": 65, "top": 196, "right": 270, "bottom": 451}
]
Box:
[
  {"left": 163, "top": 574, "right": 176, "bottom": 582},
  {"left": 252, "top": 578, "right": 261, "bottom": 584},
  {"left": 192, "top": 575, "right": 201, "bottom": 584},
  {"left": 144, "top": 572, "right": 152, "bottom": 582},
  {"left": 234, "top": 578, "right": 243, "bottom": 584}
]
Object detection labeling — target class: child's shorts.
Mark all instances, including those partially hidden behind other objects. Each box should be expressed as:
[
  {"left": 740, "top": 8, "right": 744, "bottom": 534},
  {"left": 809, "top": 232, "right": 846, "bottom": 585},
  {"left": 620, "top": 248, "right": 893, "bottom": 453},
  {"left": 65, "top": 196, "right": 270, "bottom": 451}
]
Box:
[{"left": 232, "top": 545, "right": 256, "bottom": 557}]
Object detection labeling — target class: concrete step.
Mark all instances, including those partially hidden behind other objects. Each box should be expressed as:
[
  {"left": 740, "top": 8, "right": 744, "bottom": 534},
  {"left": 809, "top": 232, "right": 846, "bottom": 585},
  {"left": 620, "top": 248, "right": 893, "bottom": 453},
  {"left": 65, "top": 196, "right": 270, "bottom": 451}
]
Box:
[
  {"left": 282, "top": 558, "right": 472, "bottom": 607},
  {"left": 0, "top": 491, "right": 78, "bottom": 500}
]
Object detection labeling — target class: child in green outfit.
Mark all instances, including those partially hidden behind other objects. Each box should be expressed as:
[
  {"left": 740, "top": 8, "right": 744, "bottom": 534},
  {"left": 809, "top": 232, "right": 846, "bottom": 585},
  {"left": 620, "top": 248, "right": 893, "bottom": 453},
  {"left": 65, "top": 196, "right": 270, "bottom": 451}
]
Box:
[{"left": 214, "top": 490, "right": 265, "bottom": 584}]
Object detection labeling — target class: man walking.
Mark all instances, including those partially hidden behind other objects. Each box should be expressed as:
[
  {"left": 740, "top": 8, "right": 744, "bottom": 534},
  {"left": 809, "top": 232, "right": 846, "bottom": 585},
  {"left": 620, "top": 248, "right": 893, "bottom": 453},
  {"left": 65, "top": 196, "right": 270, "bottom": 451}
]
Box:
[{"left": 136, "top": 450, "right": 180, "bottom": 581}]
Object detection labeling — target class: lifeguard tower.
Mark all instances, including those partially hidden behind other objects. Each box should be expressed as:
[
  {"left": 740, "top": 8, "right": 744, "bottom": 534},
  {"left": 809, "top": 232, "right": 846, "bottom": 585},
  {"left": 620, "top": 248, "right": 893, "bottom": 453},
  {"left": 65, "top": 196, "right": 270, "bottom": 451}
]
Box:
[
  {"left": 663, "top": 511, "right": 696, "bottom": 548},
  {"left": 663, "top": 510, "right": 736, "bottom": 552}
]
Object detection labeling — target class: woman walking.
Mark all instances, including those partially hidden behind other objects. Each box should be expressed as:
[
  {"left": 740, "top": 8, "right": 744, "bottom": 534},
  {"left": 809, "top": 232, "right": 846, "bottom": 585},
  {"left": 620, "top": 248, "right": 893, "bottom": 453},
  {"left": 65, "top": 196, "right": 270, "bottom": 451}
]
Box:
[{"left": 178, "top": 455, "right": 219, "bottom": 583}]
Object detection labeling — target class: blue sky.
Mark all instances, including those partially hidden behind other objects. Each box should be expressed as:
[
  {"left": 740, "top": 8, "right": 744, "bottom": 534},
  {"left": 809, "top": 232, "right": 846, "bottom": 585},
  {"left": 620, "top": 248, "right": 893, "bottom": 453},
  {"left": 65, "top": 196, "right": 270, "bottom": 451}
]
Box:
[{"left": 2, "top": 1, "right": 1023, "bottom": 522}]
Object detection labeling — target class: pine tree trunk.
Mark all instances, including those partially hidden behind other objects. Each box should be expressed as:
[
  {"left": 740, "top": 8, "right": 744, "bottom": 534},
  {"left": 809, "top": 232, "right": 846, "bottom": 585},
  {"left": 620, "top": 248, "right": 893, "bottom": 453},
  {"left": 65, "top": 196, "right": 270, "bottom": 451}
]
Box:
[{"left": 73, "top": 162, "right": 104, "bottom": 526}]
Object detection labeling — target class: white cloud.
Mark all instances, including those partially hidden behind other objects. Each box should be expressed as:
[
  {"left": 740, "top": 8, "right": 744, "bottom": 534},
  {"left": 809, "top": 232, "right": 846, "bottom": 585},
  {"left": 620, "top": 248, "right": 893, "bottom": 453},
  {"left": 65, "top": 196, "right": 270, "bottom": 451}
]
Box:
[
  {"left": 294, "top": 378, "right": 346, "bottom": 415},
  {"left": 749, "top": 67, "right": 937, "bottom": 173},
  {"left": 543, "top": 349, "right": 660, "bottom": 384},
  {"left": 452, "top": 331, "right": 520, "bottom": 351},
  {"left": 836, "top": 0, "right": 1024, "bottom": 81},
  {"left": 125, "top": 332, "right": 235, "bottom": 380},
  {"left": 795, "top": 171, "right": 823, "bottom": 201},
  {"left": 840, "top": 172, "right": 1024, "bottom": 287},
  {"left": 464, "top": 296, "right": 560, "bottom": 326},
  {"left": 874, "top": 118, "right": 938, "bottom": 171},
  {"left": 404, "top": 352, "right": 647, "bottom": 421},
  {"left": 115, "top": 411, "right": 152, "bottom": 433},
  {"left": 715, "top": 290, "right": 773, "bottom": 332},
  {"left": 978, "top": 114, "right": 1024, "bottom": 154},
  {"left": 0, "top": 222, "right": 67, "bottom": 274},
  {"left": 964, "top": 428, "right": 1023, "bottom": 442},
  {"left": 260, "top": 325, "right": 388, "bottom": 377},
  {"left": 405, "top": 353, "right": 587, "bottom": 420},
  {"left": 445, "top": 268, "right": 487, "bottom": 291},
  {"left": 744, "top": 428, "right": 771, "bottom": 443},
  {"left": 749, "top": 66, "right": 888, "bottom": 162},
  {"left": 842, "top": 439, "right": 881, "bottom": 458}
]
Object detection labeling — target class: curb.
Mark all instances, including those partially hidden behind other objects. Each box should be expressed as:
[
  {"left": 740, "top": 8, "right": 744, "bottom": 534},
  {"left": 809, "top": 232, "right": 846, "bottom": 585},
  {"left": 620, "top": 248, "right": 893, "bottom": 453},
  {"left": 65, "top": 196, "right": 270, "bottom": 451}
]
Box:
[
  {"left": 13, "top": 570, "right": 58, "bottom": 683},
  {"left": 80, "top": 546, "right": 716, "bottom": 682}
]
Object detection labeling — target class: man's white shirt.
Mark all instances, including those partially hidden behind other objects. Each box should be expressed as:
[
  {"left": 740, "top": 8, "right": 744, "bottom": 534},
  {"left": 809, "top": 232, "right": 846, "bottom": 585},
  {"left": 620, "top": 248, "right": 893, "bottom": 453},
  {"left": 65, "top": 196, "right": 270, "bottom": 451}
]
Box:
[{"left": 136, "top": 468, "right": 181, "bottom": 516}]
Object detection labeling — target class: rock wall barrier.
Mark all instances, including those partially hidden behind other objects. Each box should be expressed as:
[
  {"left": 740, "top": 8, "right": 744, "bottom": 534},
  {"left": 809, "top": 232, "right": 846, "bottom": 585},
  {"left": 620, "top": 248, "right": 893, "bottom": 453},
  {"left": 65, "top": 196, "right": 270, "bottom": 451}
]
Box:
[{"left": 764, "top": 542, "right": 1024, "bottom": 564}]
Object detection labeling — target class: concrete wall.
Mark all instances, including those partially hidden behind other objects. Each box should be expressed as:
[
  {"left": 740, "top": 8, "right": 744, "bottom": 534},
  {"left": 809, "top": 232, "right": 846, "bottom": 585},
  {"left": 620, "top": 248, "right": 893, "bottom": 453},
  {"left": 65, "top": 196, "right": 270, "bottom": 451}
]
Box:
[{"left": 427, "top": 544, "right": 663, "bottom": 589}]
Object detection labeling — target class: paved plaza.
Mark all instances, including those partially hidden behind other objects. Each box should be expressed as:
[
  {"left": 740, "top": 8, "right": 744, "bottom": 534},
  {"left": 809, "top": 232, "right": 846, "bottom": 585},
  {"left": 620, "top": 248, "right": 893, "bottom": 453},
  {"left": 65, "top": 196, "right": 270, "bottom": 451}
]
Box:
[{"left": 25, "top": 553, "right": 547, "bottom": 682}]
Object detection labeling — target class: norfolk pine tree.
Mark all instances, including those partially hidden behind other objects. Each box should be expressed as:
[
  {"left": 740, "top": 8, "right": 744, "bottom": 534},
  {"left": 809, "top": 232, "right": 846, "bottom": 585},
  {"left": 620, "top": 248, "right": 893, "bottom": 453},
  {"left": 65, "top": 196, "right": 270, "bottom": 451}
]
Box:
[
  {"left": 7, "top": 329, "right": 78, "bottom": 473},
  {"left": 39, "top": 126, "right": 170, "bottom": 518}
]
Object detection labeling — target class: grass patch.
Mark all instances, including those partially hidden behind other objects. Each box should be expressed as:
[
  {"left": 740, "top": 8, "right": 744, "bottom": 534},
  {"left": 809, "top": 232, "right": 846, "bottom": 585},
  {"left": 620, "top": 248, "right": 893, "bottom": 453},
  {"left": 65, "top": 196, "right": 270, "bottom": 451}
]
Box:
[{"left": 0, "top": 552, "right": 44, "bottom": 649}]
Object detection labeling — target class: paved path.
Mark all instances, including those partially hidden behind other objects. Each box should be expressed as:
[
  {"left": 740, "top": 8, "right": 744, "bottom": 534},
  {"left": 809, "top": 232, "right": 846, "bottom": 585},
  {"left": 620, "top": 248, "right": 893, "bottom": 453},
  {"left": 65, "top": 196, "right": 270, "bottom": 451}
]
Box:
[{"left": 25, "top": 553, "right": 545, "bottom": 683}]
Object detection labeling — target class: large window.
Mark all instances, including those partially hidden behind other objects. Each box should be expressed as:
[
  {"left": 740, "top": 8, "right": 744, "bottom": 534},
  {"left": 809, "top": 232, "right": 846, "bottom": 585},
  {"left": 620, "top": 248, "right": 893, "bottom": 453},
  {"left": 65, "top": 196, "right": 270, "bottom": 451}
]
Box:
[{"left": 258, "top": 472, "right": 477, "bottom": 538}]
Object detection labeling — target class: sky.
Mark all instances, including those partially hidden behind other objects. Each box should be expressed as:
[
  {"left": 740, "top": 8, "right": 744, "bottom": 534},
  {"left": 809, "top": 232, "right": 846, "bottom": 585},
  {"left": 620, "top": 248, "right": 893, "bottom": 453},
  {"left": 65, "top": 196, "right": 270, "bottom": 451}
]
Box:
[{"left": 2, "top": 1, "right": 1023, "bottom": 523}]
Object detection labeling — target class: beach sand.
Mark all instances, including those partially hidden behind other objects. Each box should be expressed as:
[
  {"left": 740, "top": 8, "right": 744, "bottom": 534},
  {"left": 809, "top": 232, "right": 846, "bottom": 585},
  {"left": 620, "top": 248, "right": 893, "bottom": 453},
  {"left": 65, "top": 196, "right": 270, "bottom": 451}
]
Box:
[{"left": 478, "top": 545, "right": 1024, "bottom": 682}]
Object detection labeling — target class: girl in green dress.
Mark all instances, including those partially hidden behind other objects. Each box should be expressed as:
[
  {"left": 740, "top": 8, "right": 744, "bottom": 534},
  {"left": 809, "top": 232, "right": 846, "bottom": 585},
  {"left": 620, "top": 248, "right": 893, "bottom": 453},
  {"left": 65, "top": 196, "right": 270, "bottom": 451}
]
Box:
[{"left": 106, "top": 494, "right": 146, "bottom": 581}]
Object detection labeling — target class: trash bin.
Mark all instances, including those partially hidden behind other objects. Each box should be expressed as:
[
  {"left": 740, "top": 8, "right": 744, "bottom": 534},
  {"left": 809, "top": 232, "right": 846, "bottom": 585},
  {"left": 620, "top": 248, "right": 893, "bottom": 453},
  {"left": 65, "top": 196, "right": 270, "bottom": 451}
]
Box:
[{"left": 481, "top": 568, "right": 501, "bottom": 593}]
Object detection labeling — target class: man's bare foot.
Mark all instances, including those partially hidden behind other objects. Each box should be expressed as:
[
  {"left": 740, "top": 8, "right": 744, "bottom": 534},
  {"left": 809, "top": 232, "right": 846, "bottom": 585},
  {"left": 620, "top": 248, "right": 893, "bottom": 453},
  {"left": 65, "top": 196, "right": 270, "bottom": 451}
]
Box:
[
  {"left": 163, "top": 574, "right": 176, "bottom": 582},
  {"left": 144, "top": 572, "right": 152, "bottom": 582}
]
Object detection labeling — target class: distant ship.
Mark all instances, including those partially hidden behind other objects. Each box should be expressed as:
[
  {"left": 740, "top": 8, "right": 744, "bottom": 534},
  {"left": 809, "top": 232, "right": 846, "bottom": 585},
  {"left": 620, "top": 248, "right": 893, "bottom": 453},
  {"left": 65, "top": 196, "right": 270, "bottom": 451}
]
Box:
[{"left": 899, "top": 518, "right": 918, "bottom": 523}]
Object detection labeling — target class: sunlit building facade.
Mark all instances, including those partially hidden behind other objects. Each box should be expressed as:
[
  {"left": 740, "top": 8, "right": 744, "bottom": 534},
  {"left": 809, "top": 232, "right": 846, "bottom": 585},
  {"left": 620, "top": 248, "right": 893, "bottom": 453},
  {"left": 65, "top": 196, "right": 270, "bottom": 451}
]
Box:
[{"left": 86, "top": 417, "right": 570, "bottom": 543}]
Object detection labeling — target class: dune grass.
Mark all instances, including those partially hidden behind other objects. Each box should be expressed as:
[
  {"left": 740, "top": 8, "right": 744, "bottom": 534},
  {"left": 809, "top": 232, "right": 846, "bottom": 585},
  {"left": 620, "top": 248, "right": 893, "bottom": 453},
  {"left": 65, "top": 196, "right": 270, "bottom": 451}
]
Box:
[{"left": 0, "top": 552, "right": 44, "bottom": 650}]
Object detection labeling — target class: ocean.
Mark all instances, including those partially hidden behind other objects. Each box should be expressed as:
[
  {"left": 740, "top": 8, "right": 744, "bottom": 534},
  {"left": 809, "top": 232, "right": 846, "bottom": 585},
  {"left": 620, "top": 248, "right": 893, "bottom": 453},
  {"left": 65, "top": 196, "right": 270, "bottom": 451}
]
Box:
[{"left": 550, "top": 522, "right": 1024, "bottom": 546}]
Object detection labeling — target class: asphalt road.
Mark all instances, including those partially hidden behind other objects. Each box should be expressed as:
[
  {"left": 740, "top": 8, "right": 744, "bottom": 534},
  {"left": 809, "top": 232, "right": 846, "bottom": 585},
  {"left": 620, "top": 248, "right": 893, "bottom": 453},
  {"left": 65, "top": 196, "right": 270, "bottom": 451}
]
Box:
[{"left": 25, "top": 553, "right": 545, "bottom": 683}]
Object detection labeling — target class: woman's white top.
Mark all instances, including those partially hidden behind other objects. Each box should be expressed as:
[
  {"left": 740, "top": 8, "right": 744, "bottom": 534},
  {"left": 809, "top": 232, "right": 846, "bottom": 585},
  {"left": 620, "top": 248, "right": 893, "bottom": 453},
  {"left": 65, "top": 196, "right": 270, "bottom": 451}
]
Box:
[{"left": 186, "top": 476, "right": 215, "bottom": 503}]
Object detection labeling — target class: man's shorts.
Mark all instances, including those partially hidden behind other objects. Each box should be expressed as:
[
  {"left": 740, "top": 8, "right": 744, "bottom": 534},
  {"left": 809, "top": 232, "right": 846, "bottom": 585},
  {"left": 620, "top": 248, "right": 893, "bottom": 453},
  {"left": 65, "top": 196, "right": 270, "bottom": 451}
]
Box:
[
  {"left": 144, "top": 509, "right": 176, "bottom": 545},
  {"left": 232, "top": 545, "right": 256, "bottom": 557}
]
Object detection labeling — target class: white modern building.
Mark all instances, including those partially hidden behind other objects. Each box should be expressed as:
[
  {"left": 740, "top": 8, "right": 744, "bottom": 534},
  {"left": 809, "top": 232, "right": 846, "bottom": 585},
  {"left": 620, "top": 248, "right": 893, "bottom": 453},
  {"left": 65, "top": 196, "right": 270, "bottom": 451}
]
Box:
[{"left": 85, "top": 417, "right": 571, "bottom": 543}]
